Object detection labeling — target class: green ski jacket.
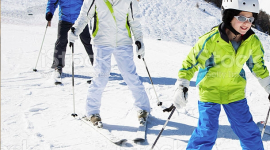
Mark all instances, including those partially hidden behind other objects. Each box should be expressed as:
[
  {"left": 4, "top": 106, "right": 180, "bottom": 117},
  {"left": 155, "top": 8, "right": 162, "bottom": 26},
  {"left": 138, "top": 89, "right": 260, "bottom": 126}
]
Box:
[{"left": 178, "top": 23, "right": 269, "bottom": 104}]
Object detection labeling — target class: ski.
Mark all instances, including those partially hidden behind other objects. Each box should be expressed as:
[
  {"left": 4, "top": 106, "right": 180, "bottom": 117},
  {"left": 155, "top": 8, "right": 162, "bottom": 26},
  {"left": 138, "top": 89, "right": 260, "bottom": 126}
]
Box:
[
  {"left": 257, "top": 121, "right": 270, "bottom": 135},
  {"left": 133, "top": 117, "right": 148, "bottom": 142},
  {"left": 79, "top": 116, "right": 127, "bottom": 145}
]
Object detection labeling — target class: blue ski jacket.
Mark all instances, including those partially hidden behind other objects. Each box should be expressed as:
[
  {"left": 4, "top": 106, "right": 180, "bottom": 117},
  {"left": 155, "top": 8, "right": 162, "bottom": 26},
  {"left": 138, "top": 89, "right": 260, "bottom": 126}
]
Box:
[{"left": 46, "top": 0, "right": 84, "bottom": 24}]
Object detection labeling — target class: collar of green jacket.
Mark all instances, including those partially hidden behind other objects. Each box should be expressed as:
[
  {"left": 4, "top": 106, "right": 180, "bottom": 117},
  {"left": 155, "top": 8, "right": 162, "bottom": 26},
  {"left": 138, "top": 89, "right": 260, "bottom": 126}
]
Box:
[{"left": 217, "top": 22, "right": 255, "bottom": 43}]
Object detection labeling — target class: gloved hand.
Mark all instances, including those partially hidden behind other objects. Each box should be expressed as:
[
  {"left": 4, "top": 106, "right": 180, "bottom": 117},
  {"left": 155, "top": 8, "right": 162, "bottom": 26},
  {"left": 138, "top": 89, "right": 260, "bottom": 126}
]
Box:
[
  {"left": 45, "top": 12, "right": 53, "bottom": 21},
  {"left": 173, "top": 78, "right": 190, "bottom": 109},
  {"left": 258, "top": 76, "right": 270, "bottom": 100},
  {"left": 68, "top": 27, "right": 79, "bottom": 46},
  {"left": 135, "top": 41, "right": 145, "bottom": 59}
]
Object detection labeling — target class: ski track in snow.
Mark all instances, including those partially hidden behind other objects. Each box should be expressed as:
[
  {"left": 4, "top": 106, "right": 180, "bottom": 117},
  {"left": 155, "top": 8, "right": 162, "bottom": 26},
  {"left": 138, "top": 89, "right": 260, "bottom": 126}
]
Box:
[{"left": 2, "top": 0, "right": 270, "bottom": 149}]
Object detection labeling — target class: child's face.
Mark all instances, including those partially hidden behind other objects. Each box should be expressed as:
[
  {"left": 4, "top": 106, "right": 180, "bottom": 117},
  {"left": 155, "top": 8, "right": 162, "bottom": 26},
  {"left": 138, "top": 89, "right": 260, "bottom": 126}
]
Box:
[{"left": 231, "top": 11, "right": 253, "bottom": 35}]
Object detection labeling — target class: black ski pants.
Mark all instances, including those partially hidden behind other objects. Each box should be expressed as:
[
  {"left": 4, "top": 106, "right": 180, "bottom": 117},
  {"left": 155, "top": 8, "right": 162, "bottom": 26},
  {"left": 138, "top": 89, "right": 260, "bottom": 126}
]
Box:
[{"left": 51, "top": 20, "right": 94, "bottom": 69}]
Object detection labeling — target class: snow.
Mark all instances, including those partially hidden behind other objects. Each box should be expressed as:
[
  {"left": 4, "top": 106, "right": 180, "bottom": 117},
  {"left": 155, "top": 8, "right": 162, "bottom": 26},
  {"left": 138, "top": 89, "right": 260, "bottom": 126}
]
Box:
[
  {"left": 1, "top": 0, "right": 270, "bottom": 149},
  {"left": 259, "top": 0, "right": 270, "bottom": 15}
]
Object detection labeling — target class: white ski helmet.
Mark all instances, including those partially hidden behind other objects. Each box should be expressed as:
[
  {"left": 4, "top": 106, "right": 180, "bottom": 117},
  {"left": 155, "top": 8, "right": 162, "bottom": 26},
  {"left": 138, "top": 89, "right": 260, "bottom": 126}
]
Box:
[{"left": 222, "top": 0, "right": 259, "bottom": 14}]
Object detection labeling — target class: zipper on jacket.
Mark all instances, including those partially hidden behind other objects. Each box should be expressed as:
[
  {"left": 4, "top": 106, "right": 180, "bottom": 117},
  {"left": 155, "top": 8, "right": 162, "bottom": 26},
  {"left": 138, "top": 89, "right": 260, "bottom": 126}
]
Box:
[{"left": 87, "top": 0, "right": 96, "bottom": 16}]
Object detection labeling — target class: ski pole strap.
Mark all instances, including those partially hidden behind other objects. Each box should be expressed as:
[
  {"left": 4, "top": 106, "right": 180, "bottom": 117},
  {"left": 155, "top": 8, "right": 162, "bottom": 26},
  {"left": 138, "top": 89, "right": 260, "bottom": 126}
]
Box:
[{"left": 163, "top": 104, "right": 175, "bottom": 112}]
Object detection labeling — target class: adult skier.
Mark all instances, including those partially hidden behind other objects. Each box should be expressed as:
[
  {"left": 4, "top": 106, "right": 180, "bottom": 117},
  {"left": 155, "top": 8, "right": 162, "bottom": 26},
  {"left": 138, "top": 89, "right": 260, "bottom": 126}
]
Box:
[
  {"left": 46, "top": 0, "right": 94, "bottom": 84},
  {"left": 173, "top": 0, "right": 268, "bottom": 149},
  {"left": 68, "top": 0, "right": 150, "bottom": 126}
]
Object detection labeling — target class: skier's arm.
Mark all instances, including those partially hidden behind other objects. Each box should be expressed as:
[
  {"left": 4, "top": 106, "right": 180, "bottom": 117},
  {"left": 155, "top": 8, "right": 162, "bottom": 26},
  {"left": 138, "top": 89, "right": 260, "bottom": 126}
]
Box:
[
  {"left": 246, "top": 36, "right": 270, "bottom": 94},
  {"left": 128, "top": 0, "right": 143, "bottom": 42},
  {"left": 178, "top": 44, "right": 202, "bottom": 81},
  {"left": 46, "top": 0, "right": 59, "bottom": 26},
  {"left": 46, "top": 0, "right": 59, "bottom": 15},
  {"left": 72, "top": 0, "right": 96, "bottom": 36}
]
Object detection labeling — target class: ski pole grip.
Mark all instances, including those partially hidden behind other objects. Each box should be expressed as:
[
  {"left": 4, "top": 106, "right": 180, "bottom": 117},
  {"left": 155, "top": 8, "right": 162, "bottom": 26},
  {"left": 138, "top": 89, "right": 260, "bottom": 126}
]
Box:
[
  {"left": 69, "top": 42, "right": 74, "bottom": 48},
  {"left": 183, "top": 87, "right": 188, "bottom": 93}
]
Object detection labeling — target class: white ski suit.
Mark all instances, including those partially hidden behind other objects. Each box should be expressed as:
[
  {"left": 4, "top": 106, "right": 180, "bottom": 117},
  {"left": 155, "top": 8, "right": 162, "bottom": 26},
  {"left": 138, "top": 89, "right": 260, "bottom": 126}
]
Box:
[{"left": 72, "top": 0, "right": 150, "bottom": 115}]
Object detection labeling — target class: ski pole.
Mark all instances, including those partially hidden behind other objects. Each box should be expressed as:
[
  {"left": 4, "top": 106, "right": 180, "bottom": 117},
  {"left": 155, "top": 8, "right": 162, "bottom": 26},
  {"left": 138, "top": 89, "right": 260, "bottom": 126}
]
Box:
[
  {"left": 33, "top": 23, "right": 48, "bottom": 72},
  {"left": 261, "top": 104, "right": 270, "bottom": 139},
  {"left": 70, "top": 43, "right": 78, "bottom": 117},
  {"left": 141, "top": 58, "right": 162, "bottom": 106},
  {"left": 151, "top": 105, "right": 176, "bottom": 150}
]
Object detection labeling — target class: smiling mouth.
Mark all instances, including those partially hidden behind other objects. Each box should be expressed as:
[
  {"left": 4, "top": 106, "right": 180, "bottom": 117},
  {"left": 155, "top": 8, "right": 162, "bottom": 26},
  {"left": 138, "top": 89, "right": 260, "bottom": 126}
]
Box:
[{"left": 240, "top": 26, "right": 248, "bottom": 30}]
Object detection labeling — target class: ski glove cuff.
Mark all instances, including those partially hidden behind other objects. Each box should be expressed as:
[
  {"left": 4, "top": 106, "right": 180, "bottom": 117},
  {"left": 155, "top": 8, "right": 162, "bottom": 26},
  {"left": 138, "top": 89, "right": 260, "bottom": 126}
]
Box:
[
  {"left": 258, "top": 76, "right": 270, "bottom": 94},
  {"left": 135, "top": 41, "right": 145, "bottom": 59},
  {"left": 68, "top": 27, "right": 79, "bottom": 45},
  {"left": 46, "top": 12, "right": 53, "bottom": 21},
  {"left": 173, "top": 78, "right": 190, "bottom": 109}
]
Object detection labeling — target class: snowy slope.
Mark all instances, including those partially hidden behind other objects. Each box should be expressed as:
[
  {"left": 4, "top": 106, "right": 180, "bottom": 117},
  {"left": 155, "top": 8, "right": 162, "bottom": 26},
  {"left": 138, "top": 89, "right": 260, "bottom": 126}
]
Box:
[{"left": 2, "top": 0, "right": 270, "bottom": 150}]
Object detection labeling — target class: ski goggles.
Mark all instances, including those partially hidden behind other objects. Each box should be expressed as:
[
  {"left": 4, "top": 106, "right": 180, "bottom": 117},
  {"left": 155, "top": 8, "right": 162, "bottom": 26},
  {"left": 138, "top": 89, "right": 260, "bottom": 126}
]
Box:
[{"left": 234, "top": 16, "right": 255, "bottom": 23}]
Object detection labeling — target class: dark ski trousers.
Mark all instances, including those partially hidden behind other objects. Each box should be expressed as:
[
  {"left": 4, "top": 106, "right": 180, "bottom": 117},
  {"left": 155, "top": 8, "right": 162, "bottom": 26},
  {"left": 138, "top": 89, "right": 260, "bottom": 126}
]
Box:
[
  {"left": 186, "top": 98, "right": 264, "bottom": 150},
  {"left": 51, "top": 20, "right": 94, "bottom": 69}
]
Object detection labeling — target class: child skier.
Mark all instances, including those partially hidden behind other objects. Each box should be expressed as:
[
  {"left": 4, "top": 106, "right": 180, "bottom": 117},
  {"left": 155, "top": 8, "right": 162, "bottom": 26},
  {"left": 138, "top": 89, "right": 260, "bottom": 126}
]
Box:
[
  {"left": 68, "top": 0, "right": 150, "bottom": 127},
  {"left": 173, "top": 0, "right": 268, "bottom": 149}
]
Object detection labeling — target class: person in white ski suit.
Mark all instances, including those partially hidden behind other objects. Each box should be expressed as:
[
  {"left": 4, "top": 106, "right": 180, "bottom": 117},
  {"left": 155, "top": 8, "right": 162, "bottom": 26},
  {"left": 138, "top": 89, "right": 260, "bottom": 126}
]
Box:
[{"left": 68, "top": 0, "right": 150, "bottom": 123}]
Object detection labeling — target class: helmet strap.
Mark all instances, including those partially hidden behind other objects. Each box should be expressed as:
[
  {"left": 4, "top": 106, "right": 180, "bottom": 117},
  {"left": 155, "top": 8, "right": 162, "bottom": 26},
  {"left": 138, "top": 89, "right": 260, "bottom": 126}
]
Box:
[{"left": 224, "top": 22, "right": 240, "bottom": 36}]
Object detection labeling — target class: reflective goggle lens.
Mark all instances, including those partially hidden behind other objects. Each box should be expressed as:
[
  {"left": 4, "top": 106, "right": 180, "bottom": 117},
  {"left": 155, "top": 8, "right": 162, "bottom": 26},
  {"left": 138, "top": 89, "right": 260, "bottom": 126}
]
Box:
[{"left": 235, "top": 16, "right": 254, "bottom": 23}]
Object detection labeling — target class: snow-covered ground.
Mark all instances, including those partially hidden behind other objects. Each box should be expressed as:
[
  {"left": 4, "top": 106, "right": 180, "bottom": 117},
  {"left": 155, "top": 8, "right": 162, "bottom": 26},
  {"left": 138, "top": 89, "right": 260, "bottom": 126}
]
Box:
[{"left": 1, "top": 0, "right": 270, "bottom": 149}]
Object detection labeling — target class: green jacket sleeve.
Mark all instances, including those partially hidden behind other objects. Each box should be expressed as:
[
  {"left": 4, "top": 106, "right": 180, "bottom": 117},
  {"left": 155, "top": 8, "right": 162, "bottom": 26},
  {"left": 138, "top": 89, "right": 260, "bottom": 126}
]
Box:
[
  {"left": 246, "top": 35, "right": 269, "bottom": 79},
  {"left": 178, "top": 44, "right": 200, "bottom": 81}
]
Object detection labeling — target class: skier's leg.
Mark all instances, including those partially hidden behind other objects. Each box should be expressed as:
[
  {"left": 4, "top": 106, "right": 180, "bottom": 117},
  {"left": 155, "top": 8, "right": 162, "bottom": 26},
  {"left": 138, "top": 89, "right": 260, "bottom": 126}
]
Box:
[
  {"left": 85, "top": 45, "right": 113, "bottom": 116},
  {"left": 51, "top": 21, "right": 73, "bottom": 69},
  {"left": 186, "top": 101, "right": 220, "bottom": 150},
  {"left": 79, "top": 25, "right": 94, "bottom": 66},
  {"left": 223, "top": 98, "right": 264, "bottom": 150},
  {"left": 113, "top": 45, "right": 150, "bottom": 113}
]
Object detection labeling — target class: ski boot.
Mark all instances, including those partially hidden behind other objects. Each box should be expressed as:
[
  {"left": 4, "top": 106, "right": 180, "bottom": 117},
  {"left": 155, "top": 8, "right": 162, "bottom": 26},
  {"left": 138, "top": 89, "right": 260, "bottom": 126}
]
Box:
[
  {"left": 86, "top": 114, "right": 103, "bottom": 128},
  {"left": 54, "top": 66, "right": 62, "bottom": 85},
  {"left": 137, "top": 110, "right": 148, "bottom": 125}
]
